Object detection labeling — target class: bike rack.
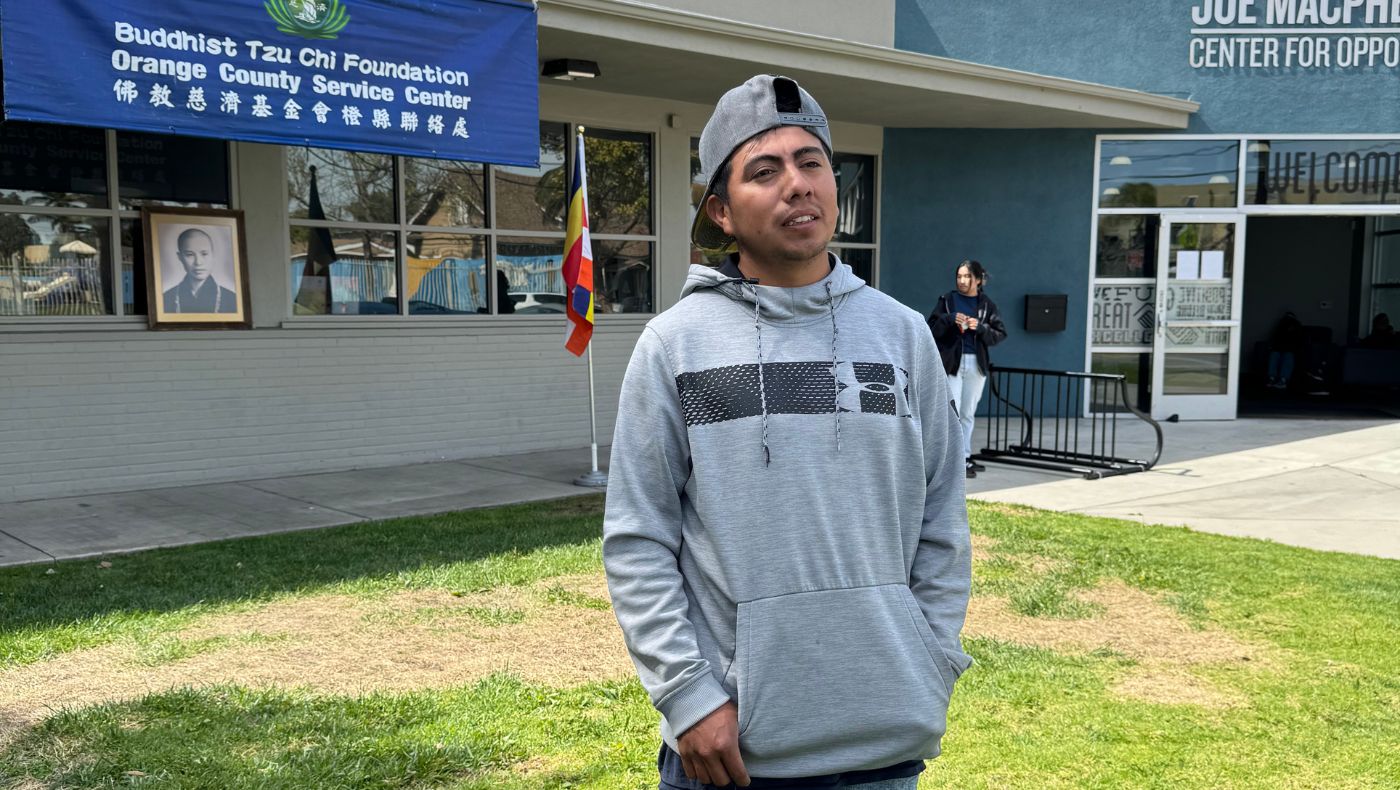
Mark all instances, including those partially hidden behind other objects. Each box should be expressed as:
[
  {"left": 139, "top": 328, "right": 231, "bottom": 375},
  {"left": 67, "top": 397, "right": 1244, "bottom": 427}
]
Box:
[{"left": 975, "top": 365, "right": 1164, "bottom": 480}]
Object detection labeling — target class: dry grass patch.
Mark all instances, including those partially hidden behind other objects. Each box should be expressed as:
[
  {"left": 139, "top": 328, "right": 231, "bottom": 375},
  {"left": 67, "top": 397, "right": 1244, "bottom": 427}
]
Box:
[
  {"left": 966, "top": 579, "right": 1266, "bottom": 708},
  {"left": 969, "top": 533, "right": 999, "bottom": 563},
  {"left": 0, "top": 574, "right": 631, "bottom": 739}
]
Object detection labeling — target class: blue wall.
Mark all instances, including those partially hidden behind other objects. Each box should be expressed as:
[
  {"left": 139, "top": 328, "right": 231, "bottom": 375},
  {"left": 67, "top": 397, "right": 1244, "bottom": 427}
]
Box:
[
  {"left": 894, "top": 0, "right": 1400, "bottom": 134},
  {"left": 882, "top": 129, "right": 1095, "bottom": 376}
]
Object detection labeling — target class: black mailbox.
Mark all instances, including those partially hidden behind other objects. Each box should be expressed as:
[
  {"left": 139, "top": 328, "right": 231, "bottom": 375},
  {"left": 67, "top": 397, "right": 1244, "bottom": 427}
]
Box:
[{"left": 1024, "top": 294, "right": 1067, "bottom": 333}]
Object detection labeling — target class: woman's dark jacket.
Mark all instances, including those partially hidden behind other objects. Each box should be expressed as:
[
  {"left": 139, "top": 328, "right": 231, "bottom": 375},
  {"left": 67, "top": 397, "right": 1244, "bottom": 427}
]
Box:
[{"left": 927, "top": 290, "right": 1008, "bottom": 376}]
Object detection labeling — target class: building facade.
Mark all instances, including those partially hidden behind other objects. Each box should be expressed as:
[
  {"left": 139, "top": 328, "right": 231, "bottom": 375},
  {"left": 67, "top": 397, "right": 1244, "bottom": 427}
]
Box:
[
  {"left": 2, "top": 0, "right": 1392, "bottom": 503},
  {"left": 887, "top": 0, "right": 1400, "bottom": 420}
]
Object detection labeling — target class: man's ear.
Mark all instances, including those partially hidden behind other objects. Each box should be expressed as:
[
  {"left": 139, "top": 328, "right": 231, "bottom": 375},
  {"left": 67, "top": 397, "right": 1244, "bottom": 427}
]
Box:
[{"left": 704, "top": 194, "right": 732, "bottom": 236}]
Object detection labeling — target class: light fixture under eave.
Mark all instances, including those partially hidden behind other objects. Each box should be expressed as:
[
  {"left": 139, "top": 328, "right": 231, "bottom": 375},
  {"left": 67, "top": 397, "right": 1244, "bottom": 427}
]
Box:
[
  {"left": 1109, "top": 155, "right": 1133, "bottom": 166},
  {"left": 1209, "top": 175, "right": 1230, "bottom": 184},
  {"left": 1247, "top": 141, "right": 1270, "bottom": 153},
  {"left": 1102, "top": 187, "right": 1121, "bottom": 196},
  {"left": 542, "top": 59, "right": 600, "bottom": 80}
]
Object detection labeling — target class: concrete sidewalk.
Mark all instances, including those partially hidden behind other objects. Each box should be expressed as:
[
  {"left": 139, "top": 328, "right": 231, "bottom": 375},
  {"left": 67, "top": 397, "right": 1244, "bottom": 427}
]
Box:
[
  {"left": 968, "top": 417, "right": 1400, "bottom": 560},
  {"left": 1, "top": 418, "right": 1397, "bottom": 567},
  {"left": 0, "top": 449, "right": 609, "bottom": 567}
]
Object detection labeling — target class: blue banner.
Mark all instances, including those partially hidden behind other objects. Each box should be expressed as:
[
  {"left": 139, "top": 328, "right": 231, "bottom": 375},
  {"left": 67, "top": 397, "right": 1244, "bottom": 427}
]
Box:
[{"left": 1, "top": 0, "right": 540, "bottom": 166}]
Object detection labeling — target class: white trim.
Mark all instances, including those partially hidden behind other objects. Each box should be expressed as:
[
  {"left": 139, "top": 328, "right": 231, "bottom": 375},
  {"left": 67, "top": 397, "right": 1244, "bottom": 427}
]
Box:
[
  {"left": 1082, "top": 136, "right": 1104, "bottom": 409},
  {"left": 1149, "top": 213, "right": 1247, "bottom": 421},
  {"left": 1100, "top": 133, "right": 1400, "bottom": 140}
]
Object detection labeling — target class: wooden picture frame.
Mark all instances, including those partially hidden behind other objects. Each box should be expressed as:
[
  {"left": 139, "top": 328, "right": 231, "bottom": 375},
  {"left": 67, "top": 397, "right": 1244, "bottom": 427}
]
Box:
[{"left": 143, "top": 207, "right": 251, "bottom": 329}]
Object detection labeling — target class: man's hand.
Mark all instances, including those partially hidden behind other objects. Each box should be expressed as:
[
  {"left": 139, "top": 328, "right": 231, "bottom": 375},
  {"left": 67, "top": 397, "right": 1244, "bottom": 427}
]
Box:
[
  {"left": 677, "top": 702, "right": 750, "bottom": 787},
  {"left": 966, "top": 316, "right": 979, "bottom": 331}
]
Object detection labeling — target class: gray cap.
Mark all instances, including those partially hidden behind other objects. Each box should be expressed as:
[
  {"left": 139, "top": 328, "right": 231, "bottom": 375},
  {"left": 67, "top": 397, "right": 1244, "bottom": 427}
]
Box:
[{"left": 691, "top": 75, "right": 832, "bottom": 255}]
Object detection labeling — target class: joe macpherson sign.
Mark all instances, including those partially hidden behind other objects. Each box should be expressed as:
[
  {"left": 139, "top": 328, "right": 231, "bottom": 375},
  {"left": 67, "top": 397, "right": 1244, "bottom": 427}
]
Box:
[
  {"left": 1189, "top": 0, "right": 1400, "bottom": 69},
  {"left": 0, "top": 0, "right": 540, "bottom": 166}
]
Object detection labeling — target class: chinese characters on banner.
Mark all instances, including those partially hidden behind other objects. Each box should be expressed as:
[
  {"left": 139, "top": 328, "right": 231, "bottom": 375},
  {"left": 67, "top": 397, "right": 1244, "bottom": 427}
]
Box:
[{"left": 1, "top": 0, "right": 540, "bottom": 166}]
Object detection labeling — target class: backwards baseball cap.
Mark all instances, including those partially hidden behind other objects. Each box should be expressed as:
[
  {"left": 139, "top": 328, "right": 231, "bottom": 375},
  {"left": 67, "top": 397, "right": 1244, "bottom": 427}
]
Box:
[{"left": 690, "top": 74, "right": 832, "bottom": 255}]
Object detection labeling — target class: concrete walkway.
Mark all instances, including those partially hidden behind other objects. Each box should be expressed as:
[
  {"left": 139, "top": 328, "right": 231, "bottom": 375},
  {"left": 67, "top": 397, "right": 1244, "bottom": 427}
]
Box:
[
  {"left": 968, "top": 417, "right": 1400, "bottom": 560},
  {"left": 1, "top": 418, "right": 1397, "bottom": 567},
  {"left": 0, "top": 449, "right": 609, "bottom": 567}
]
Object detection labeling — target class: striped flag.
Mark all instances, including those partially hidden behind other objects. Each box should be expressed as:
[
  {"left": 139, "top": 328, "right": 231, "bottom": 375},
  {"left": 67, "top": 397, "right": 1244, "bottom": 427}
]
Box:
[{"left": 562, "top": 130, "right": 594, "bottom": 356}]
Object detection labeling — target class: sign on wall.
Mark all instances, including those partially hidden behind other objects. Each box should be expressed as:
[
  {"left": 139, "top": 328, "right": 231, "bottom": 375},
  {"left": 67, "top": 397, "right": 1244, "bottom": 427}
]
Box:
[
  {"left": 1, "top": 0, "right": 540, "bottom": 165},
  {"left": 1189, "top": 0, "right": 1400, "bottom": 70},
  {"left": 1246, "top": 139, "right": 1400, "bottom": 204}
]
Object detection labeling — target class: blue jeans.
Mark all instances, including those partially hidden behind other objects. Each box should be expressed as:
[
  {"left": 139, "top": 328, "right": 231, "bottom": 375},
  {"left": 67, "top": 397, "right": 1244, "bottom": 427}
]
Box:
[
  {"left": 1267, "top": 350, "right": 1294, "bottom": 383},
  {"left": 947, "top": 353, "right": 986, "bottom": 459}
]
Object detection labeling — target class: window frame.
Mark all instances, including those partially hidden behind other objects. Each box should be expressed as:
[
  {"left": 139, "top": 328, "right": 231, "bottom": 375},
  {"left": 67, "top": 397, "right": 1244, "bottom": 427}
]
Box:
[
  {"left": 0, "top": 127, "right": 238, "bottom": 324},
  {"left": 1086, "top": 133, "right": 1400, "bottom": 411},
  {"left": 284, "top": 119, "right": 659, "bottom": 320}
]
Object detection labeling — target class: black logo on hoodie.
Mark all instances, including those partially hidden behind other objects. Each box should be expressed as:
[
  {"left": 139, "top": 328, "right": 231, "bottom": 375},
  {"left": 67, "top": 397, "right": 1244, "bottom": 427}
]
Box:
[{"left": 677, "top": 361, "right": 910, "bottom": 426}]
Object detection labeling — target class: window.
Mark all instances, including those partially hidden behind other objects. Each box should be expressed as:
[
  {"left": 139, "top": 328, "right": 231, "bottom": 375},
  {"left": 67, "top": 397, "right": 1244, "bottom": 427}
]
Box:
[
  {"left": 0, "top": 121, "right": 229, "bottom": 318},
  {"left": 1246, "top": 140, "right": 1400, "bottom": 206},
  {"left": 689, "top": 138, "right": 878, "bottom": 284},
  {"left": 830, "top": 152, "right": 877, "bottom": 284},
  {"left": 1099, "top": 140, "right": 1239, "bottom": 209},
  {"left": 1369, "top": 216, "right": 1400, "bottom": 332},
  {"left": 287, "top": 121, "right": 654, "bottom": 316}
]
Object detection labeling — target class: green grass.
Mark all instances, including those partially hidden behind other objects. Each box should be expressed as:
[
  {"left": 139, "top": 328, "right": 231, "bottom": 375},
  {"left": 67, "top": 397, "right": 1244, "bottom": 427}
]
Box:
[
  {"left": 2, "top": 496, "right": 1398, "bottom": 789},
  {"left": 0, "top": 495, "right": 607, "bottom": 667}
]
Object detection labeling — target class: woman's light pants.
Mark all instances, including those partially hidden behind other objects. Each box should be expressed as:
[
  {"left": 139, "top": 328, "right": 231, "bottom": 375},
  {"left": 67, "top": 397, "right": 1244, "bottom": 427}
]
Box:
[{"left": 947, "top": 352, "right": 986, "bottom": 460}]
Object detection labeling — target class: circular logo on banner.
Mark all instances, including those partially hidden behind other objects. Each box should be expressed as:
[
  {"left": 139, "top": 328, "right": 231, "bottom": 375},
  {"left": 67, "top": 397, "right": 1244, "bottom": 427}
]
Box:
[{"left": 265, "top": 0, "right": 350, "bottom": 40}]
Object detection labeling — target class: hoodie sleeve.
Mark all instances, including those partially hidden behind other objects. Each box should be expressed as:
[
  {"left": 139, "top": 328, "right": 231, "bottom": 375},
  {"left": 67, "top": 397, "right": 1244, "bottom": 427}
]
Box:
[
  {"left": 602, "top": 326, "right": 731, "bottom": 737},
  {"left": 908, "top": 328, "right": 975, "bottom": 678}
]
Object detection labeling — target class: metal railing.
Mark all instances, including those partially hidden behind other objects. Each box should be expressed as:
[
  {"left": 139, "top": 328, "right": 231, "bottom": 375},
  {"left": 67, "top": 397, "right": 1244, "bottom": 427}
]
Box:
[
  {"left": 2, "top": 256, "right": 107, "bottom": 316},
  {"left": 975, "top": 365, "right": 1164, "bottom": 480}
]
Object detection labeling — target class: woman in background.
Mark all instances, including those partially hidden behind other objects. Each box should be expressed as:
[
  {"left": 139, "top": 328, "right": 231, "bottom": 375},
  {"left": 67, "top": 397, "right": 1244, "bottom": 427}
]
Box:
[{"left": 928, "top": 260, "right": 1008, "bottom": 478}]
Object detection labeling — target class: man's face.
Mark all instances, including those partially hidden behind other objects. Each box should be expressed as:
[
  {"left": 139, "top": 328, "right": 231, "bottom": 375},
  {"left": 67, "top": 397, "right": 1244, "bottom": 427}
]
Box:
[
  {"left": 705, "top": 126, "right": 838, "bottom": 268},
  {"left": 177, "top": 232, "right": 215, "bottom": 283}
]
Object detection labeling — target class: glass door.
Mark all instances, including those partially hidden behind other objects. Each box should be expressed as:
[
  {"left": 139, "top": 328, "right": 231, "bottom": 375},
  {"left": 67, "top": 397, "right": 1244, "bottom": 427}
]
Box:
[{"left": 1150, "top": 215, "right": 1246, "bottom": 421}]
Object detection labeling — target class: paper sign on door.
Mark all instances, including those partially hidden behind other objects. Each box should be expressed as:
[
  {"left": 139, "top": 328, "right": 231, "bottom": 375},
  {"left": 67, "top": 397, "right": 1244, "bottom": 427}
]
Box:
[
  {"left": 1201, "top": 251, "right": 1225, "bottom": 279},
  {"left": 1176, "top": 251, "right": 1200, "bottom": 280}
]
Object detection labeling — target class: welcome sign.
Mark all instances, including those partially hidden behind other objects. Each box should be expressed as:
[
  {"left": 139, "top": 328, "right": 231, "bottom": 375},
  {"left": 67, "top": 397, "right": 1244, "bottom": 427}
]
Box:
[{"left": 0, "top": 0, "right": 540, "bottom": 165}]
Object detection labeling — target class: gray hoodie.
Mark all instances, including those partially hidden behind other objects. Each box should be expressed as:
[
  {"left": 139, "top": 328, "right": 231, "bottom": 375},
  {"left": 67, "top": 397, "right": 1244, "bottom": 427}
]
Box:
[{"left": 603, "top": 257, "right": 973, "bottom": 778}]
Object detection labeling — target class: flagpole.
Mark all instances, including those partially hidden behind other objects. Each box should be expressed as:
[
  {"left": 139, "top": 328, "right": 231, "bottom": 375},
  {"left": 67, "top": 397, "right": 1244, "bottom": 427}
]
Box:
[
  {"left": 572, "top": 124, "right": 607, "bottom": 489},
  {"left": 574, "top": 340, "right": 607, "bottom": 488}
]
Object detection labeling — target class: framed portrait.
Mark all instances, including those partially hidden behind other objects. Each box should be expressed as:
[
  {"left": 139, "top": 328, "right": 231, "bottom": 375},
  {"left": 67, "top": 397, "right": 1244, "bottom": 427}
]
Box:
[{"left": 143, "top": 207, "right": 251, "bottom": 329}]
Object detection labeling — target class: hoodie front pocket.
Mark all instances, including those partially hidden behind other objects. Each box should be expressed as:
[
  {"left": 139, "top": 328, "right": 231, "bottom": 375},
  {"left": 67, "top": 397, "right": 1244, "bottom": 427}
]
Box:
[{"left": 733, "top": 584, "right": 950, "bottom": 777}]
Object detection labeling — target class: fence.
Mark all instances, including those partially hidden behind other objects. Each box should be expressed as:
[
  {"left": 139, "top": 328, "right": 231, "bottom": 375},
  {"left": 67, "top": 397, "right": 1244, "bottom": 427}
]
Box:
[
  {"left": 1, "top": 255, "right": 106, "bottom": 316},
  {"left": 976, "top": 365, "right": 1164, "bottom": 479}
]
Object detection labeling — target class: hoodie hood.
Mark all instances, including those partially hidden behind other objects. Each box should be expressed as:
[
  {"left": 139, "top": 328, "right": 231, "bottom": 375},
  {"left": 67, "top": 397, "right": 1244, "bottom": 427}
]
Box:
[{"left": 680, "top": 252, "right": 866, "bottom": 323}]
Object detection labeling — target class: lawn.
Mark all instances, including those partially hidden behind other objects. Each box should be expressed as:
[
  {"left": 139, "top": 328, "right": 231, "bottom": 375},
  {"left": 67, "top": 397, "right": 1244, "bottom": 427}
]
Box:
[{"left": 1, "top": 495, "right": 1397, "bottom": 789}]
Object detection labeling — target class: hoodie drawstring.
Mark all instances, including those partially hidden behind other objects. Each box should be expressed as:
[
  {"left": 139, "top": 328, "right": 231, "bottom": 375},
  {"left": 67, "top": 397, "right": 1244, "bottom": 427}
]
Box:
[
  {"left": 748, "top": 281, "right": 772, "bottom": 467},
  {"left": 825, "top": 281, "right": 842, "bottom": 453}
]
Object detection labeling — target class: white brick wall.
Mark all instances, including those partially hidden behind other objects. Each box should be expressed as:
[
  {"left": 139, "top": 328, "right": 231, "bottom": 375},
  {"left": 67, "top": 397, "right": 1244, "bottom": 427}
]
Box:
[{"left": 0, "top": 320, "right": 642, "bottom": 502}]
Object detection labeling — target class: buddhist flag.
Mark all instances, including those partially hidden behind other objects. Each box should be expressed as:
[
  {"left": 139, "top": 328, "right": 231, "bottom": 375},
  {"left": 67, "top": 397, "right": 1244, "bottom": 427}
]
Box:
[
  {"left": 293, "top": 164, "right": 337, "bottom": 315},
  {"left": 562, "top": 130, "right": 594, "bottom": 356}
]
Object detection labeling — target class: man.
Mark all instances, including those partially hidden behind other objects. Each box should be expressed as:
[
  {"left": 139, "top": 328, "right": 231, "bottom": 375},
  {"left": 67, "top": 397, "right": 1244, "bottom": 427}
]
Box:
[
  {"left": 603, "top": 75, "right": 973, "bottom": 790},
  {"left": 163, "top": 227, "right": 237, "bottom": 313}
]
